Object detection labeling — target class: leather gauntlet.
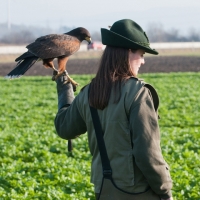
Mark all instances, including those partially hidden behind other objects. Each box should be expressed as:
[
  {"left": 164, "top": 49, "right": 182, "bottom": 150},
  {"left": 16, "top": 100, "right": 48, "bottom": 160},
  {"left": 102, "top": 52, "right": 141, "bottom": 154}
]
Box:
[{"left": 55, "top": 71, "right": 75, "bottom": 110}]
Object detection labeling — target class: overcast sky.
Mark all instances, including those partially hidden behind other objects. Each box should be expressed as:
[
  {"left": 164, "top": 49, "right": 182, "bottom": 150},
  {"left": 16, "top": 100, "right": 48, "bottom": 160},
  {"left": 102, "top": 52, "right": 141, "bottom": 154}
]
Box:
[{"left": 0, "top": 0, "right": 200, "bottom": 35}]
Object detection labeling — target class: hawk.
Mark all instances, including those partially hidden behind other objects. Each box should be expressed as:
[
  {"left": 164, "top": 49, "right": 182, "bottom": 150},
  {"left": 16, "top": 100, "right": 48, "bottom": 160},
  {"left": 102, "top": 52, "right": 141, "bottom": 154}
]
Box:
[{"left": 6, "top": 27, "right": 91, "bottom": 85}]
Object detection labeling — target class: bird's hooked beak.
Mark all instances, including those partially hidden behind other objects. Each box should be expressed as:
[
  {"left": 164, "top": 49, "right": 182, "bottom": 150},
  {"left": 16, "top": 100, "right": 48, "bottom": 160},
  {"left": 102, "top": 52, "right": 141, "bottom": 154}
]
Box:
[{"left": 85, "top": 36, "right": 92, "bottom": 44}]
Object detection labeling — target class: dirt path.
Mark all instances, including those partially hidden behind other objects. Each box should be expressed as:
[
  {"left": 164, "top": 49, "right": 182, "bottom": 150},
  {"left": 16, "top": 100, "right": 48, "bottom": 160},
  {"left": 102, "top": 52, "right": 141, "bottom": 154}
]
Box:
[{"left": 0, "top": 56, "right": 200, "bottom": 77}]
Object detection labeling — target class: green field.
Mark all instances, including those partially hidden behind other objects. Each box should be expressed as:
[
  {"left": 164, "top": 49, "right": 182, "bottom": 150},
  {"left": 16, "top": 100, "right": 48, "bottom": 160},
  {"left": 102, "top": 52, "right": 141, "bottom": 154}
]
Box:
[{"left": 0, "top": 73, "right": 200, "bottom": 199}]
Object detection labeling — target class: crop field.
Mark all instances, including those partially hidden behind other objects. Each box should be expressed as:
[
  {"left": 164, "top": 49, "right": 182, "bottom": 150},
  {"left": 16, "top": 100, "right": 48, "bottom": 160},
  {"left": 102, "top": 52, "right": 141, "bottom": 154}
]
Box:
[{"left": 0, "top": 72, "right": 200, "bottom": 200}]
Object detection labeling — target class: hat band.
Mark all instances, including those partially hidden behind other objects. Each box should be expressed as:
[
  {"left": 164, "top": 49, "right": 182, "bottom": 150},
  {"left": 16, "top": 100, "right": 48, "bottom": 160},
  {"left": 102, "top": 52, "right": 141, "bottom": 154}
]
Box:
[{"left": 135, "top": 41, "right": 150, "bottom": 47}]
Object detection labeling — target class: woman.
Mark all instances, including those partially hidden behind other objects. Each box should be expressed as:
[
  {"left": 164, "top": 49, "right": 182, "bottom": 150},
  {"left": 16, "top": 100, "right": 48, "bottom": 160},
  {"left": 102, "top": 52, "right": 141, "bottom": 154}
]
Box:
[{"left": 54, "top": 19, "right": 173, "bottom": 200}]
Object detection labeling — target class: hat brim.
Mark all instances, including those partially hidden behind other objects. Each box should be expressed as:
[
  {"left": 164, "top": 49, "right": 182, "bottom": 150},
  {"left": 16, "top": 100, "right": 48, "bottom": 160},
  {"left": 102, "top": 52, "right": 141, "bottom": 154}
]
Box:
[{"left": 101, "top": 28, "right": 158, "bottom": 55}]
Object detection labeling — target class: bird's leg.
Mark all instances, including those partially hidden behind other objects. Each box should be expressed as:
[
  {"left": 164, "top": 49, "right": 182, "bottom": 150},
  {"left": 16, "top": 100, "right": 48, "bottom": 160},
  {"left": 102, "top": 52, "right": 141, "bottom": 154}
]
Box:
[
  {"left": 57, "top": 57, "right": 68, "bottom": 73},
  {"left": 57, "top": 57, "right": 79, "bottom": 88},
  {"left": 65, "top": 73, "right": 79, "bottom": 87},
  {"left": 43, "top": 59, "right": 60, "bottom": 80},
  {"left": 43, "top": 59, "right": 56, "bottom": 69}
]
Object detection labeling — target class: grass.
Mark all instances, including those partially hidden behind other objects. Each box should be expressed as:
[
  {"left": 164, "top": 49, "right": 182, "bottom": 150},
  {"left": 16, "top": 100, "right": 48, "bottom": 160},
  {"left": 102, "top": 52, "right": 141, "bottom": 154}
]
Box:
[{"left": 0, "top": 73, "right": 200, "bottom": 199}]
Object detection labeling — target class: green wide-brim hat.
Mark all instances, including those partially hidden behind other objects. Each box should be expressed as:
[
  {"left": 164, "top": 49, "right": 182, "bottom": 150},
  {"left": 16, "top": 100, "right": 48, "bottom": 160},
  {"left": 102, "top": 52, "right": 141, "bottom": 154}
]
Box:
[{"left": 101, "top": 19, "right": 158, "bottom": 55}]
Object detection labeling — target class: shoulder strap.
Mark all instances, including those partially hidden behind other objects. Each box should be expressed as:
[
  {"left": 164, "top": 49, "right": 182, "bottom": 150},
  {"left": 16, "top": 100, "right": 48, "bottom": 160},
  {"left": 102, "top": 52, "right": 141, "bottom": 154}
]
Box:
[
  {"left": 144, "top": 84, "right": 159, "bottom": 112},
  {"left": 88, "top": 85, "right": 112, "bottom": 178}
]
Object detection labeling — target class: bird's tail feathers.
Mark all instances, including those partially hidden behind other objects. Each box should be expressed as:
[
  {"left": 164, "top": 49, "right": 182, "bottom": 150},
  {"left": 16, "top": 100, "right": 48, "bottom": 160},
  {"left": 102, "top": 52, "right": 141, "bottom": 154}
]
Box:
[
  {"left": 5, "top": 57, "right": 38, "bottom": 79},
  {"left": 15, "top": 51, "right": 33, "bottom": 62}
]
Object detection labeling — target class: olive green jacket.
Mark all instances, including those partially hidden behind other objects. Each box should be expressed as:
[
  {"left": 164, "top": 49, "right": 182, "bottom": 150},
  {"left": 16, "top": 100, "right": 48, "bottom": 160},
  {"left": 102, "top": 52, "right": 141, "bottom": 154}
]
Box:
[{"left": 54, "top": 77, "right": 172, "bottom": 199}]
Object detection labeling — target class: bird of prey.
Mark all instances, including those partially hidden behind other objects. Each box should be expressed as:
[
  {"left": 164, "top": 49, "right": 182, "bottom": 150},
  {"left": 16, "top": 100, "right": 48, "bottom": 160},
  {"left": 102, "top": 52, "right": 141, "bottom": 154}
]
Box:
[{"left": 6, "top": 27, "right": 91, "bottom": 85}]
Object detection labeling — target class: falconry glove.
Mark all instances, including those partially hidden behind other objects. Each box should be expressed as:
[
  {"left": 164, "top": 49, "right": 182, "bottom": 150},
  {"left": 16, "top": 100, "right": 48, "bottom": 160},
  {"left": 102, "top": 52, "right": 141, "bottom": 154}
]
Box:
[{"left": 54, "top": 70, "right": 75, "bottom": 110}]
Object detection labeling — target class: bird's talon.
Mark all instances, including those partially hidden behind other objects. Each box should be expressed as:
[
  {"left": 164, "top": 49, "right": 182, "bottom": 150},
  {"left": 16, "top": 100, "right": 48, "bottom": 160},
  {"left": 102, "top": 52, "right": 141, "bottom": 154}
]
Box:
[
  {"left": 52, "top": 76, "right": 56, "bottom": 81},
  {"left": 52, "top": 70, "right": 58, "bottom": 81},
  {"left": 53, "top": 70, "right": 58, "bottom": 75}
]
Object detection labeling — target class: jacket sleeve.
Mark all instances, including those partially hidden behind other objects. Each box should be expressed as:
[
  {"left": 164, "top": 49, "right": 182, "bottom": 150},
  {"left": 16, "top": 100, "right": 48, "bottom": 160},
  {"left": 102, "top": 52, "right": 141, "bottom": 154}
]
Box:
[
  {"left": 129, "top": 87, "right": 172, "bottom": 199},
  {"left": 54, "top": 97, "right": 87, "bottom": 139}
]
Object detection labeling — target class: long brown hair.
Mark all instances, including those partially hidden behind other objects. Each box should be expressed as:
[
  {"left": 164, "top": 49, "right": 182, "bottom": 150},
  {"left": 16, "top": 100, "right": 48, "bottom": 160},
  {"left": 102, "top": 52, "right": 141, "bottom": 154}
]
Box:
[{"left": 89, "top": 46, "right": 135, "bottom": 110}]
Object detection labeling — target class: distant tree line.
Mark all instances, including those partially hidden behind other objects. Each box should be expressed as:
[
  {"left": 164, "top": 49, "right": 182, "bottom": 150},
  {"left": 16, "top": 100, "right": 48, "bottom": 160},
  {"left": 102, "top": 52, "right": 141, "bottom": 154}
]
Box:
[
  {"left": 0, "top": 30, "right": 35, "bottom": 44},
  {"left": 0, "top": 23, "right": 199, "bottom": 45},
  {"left": 0, "top": 24, "right": 75, "bottom": 45},
  {"left": 146, "top": 23, "right": 200, "bottom": 42}
]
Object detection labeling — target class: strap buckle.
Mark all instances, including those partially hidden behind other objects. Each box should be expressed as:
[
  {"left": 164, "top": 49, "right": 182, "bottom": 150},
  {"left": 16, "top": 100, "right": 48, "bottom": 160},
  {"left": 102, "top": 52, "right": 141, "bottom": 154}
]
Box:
[{"left": 103, "top": 169, "right": 112, "bottom": 177}]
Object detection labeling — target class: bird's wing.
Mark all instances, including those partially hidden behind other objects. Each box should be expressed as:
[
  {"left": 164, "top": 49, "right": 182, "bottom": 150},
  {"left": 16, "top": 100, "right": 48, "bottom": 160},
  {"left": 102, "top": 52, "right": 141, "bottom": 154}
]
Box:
[{"left": 26, "top": 34, "right": 80, "bottom": 59}]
